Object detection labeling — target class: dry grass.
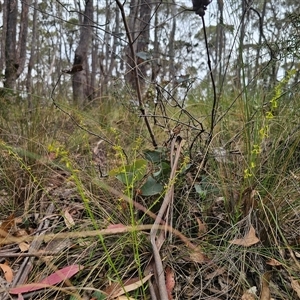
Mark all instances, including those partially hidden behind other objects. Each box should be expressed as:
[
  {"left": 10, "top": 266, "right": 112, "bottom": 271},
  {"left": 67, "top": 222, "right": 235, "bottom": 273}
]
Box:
[{"left": 0, "top": 88, "right": 299, "bottom": 300}]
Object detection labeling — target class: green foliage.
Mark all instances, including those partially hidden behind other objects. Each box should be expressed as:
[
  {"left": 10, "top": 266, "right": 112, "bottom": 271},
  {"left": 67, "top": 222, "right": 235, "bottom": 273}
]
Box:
[
  {"left": 91, "top": 291, "right": 106, "bottom": 300},
  {"left": 140, "top": 176, "right": 163, "bottom": 196},
  {"left": 109, "top": 159, "right": 148, "bottom": 187},
  {"left": 108, "top": 147, "right": 176, "bottom": 197}
]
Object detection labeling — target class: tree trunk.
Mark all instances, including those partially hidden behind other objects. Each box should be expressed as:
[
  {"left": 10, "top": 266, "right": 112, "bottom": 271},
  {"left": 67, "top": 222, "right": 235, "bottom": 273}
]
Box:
[
  {"left": 216, "top": 0, "right": 224, "bottom": 87},
  {"left": 253, "top": 0, "right": 267, "bottom": 88},
  {"left": 213, "top": 0, "right": 225, "bottom": 90},
  {"left": 107, "top": 4, "right": 120, "bottom": 85},
  {"left": 151, "top": 8, "right": 160, "bottom": 83},
  {"left": 4, "top": 0, "right": 18, "bottom": 90},
  {"left": 4, "top": 0, "right": 29, "bottom": 91},
  {"left": 16, "top": 0, "right": 30, "bottom": 79},
  {"left": 124, "top": 0, "right": 138, "bottom": 89},
  {"left": 168, "top": 2, "right": 176, "bottom": 83},
  {"left": 90, "top": 35, "right": 98, "bottom": 99},
  {"left": 72, "top": 0, "right": 93, "bottom": 106},
  {"left": 26, "top": 0, "right": 38, "bottom": 106},
  {"left": 136, "top": 0, "right": 152, "bottom": 88},
  {"left": 0, "top": 0, "right": 7, "bottom": 72},
  {"left": 236, "top": 0, "right": 247, "bottom": 91}
]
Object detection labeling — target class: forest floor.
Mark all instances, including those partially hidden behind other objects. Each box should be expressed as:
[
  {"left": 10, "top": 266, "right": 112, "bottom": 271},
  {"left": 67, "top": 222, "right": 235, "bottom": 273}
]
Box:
[{"left": 0, "top": 95, "right": 299, "bottom": 300}]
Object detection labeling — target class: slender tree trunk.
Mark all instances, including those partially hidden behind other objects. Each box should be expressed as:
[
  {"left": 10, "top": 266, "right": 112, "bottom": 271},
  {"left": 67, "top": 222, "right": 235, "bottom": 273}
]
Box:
[
  {"left": 4, "top": 0, "right": 29, "bottom": 91},
  {"left": 4, "top": 0, "right": 18, "bottom": 89},
  {"left": 16, "top": 0, "right": 30, "bottom": 79},
  {"left": 90, "top": 36, "right": 98, "bottom": 99},
  {"left": 26, "top": 0, "right": 38, "bottom": 108},
  {"left": 216, "top": 0, "right": 224, "bottom": 87},
  {"left": 100, "top": 0, "right": 111, "bottom": 96},
  {"left": 0, "top": 0, "right": 7, "bottom": 72},
  {"left": 72, "top": 0, "right": 93, "bottom": 106},
  {"left": 124, "top": 0, "right": 138, "bottom": 89},
  {"left": 168, "top": 2, "right": 176, "bottom": 83},
  {"left": 253, "top": 0, "right": 267, "bottom": 88},
  {"left": 107, "top": 5, "right": 120, "bottom": 81},
  {"left": 236, "top": 0, "right": 247, "bottom": 91},
  {"left": 136, "top": 0, "right": 152, "bottom": 88},
  {"left": 151, "top": 8, "right": 160, "bottom": 83}
]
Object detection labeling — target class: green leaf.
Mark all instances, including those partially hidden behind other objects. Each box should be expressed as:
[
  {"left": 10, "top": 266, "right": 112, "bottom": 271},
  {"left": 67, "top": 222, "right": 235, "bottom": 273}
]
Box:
[
  {"left": 91, "top": 291, "right": 106, "bottom": 300},
  {"left": 116, "top": 173, "right": 134, "bottom": 185},
  {"left": 180, "top": 163, "right": 192, "bottom": 173},
  {"left": 143, "top": 149, "right": 163, "bottom": 163},
  {"left": 194, "top": 183, "right": 207, "bottom": 198},
  {"left": 153, "top": 161, "right": 171, "bottom": 180},
  {"left": 109, "top": 159, "right": 147, "bottom": 185},
  {"left": 141, "top": 176, "right": 163, "bottom": 196}
]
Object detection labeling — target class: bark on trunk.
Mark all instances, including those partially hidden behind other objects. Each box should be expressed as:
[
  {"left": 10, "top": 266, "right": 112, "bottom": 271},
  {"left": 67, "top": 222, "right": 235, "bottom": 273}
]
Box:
[
  {"left": 26, "top": 0, "right": 38, "bottom": 107},
  {"left": 4, "top": 0, "right": 18, "bottom": 89},
  {"left": 124, "top": 0, "right": 138, "bottom": 89},
  {"left": 16, "top": 0, "right": 30, "bottom": 78},
  {"left": 136, "top": 0, "right": 151, "bottom": 88},
  {"left": 4, "top": 0, "right": 29, "bottom": 91},
  {"left": 72, "top": 0, "right": 93, "bottom": 106},
  {"left": 0, "top": 0, "right": 7, "bottom": 72}
]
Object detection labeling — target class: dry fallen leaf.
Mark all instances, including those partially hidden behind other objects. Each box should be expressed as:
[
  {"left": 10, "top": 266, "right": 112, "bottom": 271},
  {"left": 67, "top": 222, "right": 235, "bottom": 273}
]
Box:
[
  {"left": 0, "top": 214, "right": 16, "bottom": 240},
  {"left": 260, "top": 271, "right": 272, "bottom": 300},
  {"left": 18, "top": 242, "right": 30, "bottom": 252},
  {"left": 0, "top": 262, "right": 14, "bottom": 283},
  {"left": 105, "top": 274, "right": 153, "bottom": 298},
  {"left": 195, "top": 217, "right": 207, "bottom": 236},
  {"left": 241, "top": 292, "right": 256, "bottom": 300},
  {"left": 266, "top": 258, "right": 281, "bottom": 266},
  {"left": 0, "top": 228, "right": 10, "bottom": 239},
  {"left": 0, "top": 214, "right": 15, "bottom": 232},
  {"left": 230, "top": 225, "right": 260, "bottom": 247},
  {"left": 290, "top": 277, "right": 300, "bottom": 298},
  {"left": 64, "top": 210, "right": 75, "bottom": 228},
  {"left": 9, "top": 265, "right": 83, "bottom": 294},
  {"left": 115, "top": 274, "right": 152, "bottom": 297},
  {"left": 241, "top": 286, "right": 257, "bottom": 300},
  {"left": 166, "top": 266, "right": 175, "bottom": 300},
  {"left": 189, "top": 249, "right": 207, "bottom": 263}
]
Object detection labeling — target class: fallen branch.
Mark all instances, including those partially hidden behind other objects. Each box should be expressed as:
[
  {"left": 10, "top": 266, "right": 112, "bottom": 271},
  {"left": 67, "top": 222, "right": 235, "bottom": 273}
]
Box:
[{"left": 150, "top": 137, "right": 183, "bottom": 300}]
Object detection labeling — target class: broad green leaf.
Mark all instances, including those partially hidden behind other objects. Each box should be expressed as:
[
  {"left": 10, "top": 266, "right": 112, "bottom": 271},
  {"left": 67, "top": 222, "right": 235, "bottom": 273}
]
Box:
[
  {"left": 116, "top": 173, "right": 134, "bottom": 185},
  {"left": 141, "top": 176, "right": 163, "bottom": 196},
  {"left": 143, "top": 149, "right": 163, "bottom": 163}
]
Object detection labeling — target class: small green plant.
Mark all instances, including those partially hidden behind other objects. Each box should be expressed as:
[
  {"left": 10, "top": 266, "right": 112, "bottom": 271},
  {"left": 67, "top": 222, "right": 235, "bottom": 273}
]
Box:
[{"left": 109, "top": 148, "right": 174, "bottom": 197}]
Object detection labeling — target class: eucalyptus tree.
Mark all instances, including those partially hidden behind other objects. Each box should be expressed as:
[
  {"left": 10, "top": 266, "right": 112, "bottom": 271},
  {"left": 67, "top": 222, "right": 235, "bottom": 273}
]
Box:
[
  {"left": 72, "top": 0, "right": 93, "bottom": 106},
  {"left": 3, "top": 0, "right": 29, "bottom": 90}
]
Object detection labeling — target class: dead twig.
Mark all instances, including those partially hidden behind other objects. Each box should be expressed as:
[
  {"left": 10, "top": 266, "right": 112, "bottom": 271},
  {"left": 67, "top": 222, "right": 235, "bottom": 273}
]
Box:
[
  {"left": 150, "top": 137, "right": 184, "bottom": 300},
  {"left": 0, "top": 252, "right": 60, "bottom": 258}
]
